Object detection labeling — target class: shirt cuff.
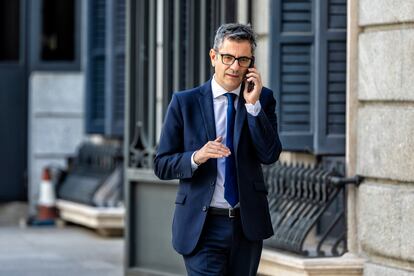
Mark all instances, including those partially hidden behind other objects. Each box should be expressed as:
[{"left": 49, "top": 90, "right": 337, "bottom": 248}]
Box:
[
  {"left": 191, "top": 151, "right": 199, "bottom": 171},
  {"left": 245, "top": 101, "right": 261, "bottom": 116}
]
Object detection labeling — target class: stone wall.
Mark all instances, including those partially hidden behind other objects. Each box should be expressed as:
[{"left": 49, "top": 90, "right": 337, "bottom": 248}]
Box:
[{"left": 355, "top": 0, "right": 414, "bottom": 274}]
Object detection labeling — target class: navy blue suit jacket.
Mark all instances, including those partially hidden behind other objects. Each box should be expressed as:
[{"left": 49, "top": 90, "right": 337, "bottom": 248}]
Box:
[{"left": 154, "top": 80, "right": 282, "bottom": 255}]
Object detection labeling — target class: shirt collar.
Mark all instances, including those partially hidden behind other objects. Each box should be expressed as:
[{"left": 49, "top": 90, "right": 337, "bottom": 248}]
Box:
[{"left": 211, "top": 75, "right": 241, "bottom": 99}]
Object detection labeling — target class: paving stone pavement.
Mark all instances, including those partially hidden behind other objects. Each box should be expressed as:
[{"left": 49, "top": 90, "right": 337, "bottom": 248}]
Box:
[{"left": 0, "top": 225, "right": 123, "bottom": 276}]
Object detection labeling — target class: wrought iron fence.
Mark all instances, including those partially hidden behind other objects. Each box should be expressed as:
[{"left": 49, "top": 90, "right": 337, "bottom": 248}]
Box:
[{"left": 263, "top": 162, "right": 362, "bottom": 257}]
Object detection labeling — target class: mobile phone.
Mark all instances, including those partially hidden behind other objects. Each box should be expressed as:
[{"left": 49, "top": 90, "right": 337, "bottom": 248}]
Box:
[{"left": 246, "top": 57, "right": 255, "bottom": 92}]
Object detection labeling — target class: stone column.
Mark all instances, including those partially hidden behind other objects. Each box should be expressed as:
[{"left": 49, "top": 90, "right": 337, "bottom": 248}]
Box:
[
  {"left": 252, "top": 0, "right": 270, "bottom": 87},
  {"left": 346, "top": 0, "right": 361, "bottom": 255},
  {"left": 355, "top": 1, "right": 414, "bottom": 274}
]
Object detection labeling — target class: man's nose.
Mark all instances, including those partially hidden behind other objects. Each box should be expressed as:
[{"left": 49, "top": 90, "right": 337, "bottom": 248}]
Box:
[{"left": 230, "top": 60, "right": 241, "bottom": 71}]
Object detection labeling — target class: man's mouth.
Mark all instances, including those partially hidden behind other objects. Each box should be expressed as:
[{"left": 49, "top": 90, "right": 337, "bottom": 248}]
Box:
[{"left": 226, "top": 73, "right": 240, "bottom": 78}]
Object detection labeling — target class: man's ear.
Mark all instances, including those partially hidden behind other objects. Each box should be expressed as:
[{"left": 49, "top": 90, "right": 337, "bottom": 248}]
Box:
[{"left": 209, "top": 49, "right": 216, "bottom": 67}]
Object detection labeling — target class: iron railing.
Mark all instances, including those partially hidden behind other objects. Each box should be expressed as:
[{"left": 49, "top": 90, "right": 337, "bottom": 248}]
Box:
[
  {"left": 263, "top": 162, "right": 362, "bottom": 257},
  {"left": 57, "top": 142, "right": 123, "bottom": 207}
]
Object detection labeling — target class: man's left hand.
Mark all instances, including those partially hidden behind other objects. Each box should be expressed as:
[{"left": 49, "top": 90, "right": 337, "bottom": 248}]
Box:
[{"left": 243, "top": 67, "right": 262, "bottom": 104}]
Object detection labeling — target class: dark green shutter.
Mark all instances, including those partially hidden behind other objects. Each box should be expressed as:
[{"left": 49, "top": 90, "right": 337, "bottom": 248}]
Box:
[
  {"left": 271, "top": 0, "right": 346, "bottom": 155},
  {"left": 87, "top": 0, "right": 106, "bottom": 133},
  {"left": 315, "top": 0, "right": 346, "bottom": 154},
  {"left": 111, "top": 0, "right": 126, "bottom": 136},
  {"left": 271, "top": 0, "right": 314, "bottom": 151},
  {"left": 87, "top": 0, "right": 125, "bottom": 137}
]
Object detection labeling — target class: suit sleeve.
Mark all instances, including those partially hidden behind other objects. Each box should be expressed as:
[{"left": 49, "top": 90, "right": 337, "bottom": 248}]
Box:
[
  {"left": 153, "top": 94, "right": 194, "bottom": 180},
  {"left": 247, "top": 89, "right": 282, "bottom": 164}
]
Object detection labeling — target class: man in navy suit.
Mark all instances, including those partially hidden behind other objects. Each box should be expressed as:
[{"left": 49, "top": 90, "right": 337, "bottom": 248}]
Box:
[{"left": 154, "top": 23, "right": 282, "bottom": 275}]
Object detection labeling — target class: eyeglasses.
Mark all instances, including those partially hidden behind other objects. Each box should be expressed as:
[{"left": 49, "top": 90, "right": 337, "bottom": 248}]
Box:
[{"left": 216, "top": 52, "right": 254, "bottom": 68}]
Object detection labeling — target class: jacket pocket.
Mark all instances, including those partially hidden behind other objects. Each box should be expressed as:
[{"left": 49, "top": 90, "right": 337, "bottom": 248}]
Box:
[
  {"left": 175, "top": 192, "right": 187, "bottom": 205},
  {"left": 253, "top": 181, "right": 268, "bottom": 195}
]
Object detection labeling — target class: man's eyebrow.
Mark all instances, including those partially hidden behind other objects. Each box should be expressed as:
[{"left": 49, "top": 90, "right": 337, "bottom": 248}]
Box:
[{"left": 220, "top": 53, "right": 251, "bottom": 58}]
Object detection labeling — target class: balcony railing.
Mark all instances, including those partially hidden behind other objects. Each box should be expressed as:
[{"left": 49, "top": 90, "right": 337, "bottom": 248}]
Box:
[{"left": 263, "top": 162, "right": 362, "bottom": 257}]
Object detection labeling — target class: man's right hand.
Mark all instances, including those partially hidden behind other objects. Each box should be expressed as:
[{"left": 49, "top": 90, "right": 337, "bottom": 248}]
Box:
[{"left": 193, "top": 136, "right": 231, "bottom": 165}]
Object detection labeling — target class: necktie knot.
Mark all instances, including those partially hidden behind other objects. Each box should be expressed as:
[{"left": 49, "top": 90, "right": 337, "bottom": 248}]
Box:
[
  {"left": 226, "top": 93, "right": 236, "bottom": 99},
  {"left": 225, "top": 93, "right": 236, "bottom": 106}
]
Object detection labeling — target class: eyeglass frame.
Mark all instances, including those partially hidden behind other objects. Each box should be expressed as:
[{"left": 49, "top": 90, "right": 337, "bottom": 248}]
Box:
[{"left": 215, "top": 51, "right": 255, "bottom": 68}]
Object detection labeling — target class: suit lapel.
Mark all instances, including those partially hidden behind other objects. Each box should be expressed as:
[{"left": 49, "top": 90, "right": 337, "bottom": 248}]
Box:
[
  {"left": 234, "top": 87, "right": 246, "bottom": 155},
  {"left": 198, "top": 80, "right": 216, "bottom": 141}
]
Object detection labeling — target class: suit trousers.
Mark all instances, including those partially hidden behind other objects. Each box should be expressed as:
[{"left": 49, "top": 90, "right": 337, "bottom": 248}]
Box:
[{"left": 183, "top": 212, "right": 263, "bottom": 276}]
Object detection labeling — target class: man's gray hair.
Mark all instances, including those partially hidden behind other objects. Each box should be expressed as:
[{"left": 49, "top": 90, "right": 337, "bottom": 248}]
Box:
[{"left": 213, "top": 23, "right": 257, "bottom": 54}]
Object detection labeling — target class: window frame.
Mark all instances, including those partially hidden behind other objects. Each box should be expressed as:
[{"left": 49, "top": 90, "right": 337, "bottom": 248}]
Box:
[{"left": 29, "top": 0, "right": 81, "bottom": 71}]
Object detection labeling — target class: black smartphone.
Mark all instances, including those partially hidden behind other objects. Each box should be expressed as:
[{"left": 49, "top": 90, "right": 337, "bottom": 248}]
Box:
[{"left": 246, "top": 57, "right": 255, "bottom": 92}]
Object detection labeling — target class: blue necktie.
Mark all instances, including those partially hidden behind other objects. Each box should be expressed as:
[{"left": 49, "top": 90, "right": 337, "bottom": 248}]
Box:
[{"left": 224, "top": 93, "right": 239, "bottom": 207}]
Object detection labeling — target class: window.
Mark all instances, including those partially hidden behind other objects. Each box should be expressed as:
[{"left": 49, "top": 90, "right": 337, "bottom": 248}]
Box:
[
  {"left": 270, "top": 0, "right": 347, "bottom": 155},
  {"left": 30, "top": 0, "right": 80, "bottom": 70},
  {"left": 41, "top": 0, "right": 75, "bottom": 61}
]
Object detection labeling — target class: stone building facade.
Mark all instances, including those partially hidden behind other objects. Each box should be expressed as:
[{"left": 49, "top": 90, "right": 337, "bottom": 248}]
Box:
[
  {"left": 352, "top": 0, "right": 414, "bottom": 275},
  {"left": 248, "top": 0, "right": 414, "bottom": 275}
]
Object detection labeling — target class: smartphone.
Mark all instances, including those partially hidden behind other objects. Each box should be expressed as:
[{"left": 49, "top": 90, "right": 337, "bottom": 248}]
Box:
[{"left": 246, "top": 57, "right": 255, "bottom": 92}]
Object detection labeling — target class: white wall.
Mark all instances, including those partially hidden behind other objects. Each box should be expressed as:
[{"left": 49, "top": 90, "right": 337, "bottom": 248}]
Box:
[{"left": 28, "top": 73, "right": 85, "bottom": 215}]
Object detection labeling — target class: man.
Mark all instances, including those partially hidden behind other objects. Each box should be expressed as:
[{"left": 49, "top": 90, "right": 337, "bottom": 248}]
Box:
[{"left": 154, "top": 23, "right": 282, "bottom": 275}]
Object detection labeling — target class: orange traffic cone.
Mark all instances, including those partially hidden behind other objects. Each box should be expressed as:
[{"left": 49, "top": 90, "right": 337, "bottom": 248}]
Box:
[{"left": 37, "top": 168, "right": 57, "bottom": 221}]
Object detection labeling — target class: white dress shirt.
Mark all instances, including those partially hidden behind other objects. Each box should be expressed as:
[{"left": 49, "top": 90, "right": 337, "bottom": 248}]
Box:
[{"left": 191, "top": 76, "right": 261, "bottom": 208}]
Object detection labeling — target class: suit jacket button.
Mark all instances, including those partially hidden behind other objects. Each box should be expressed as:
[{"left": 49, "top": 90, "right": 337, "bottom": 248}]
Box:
[{"left": 202, "top": 206, "right": 207, "bottom": 212}]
